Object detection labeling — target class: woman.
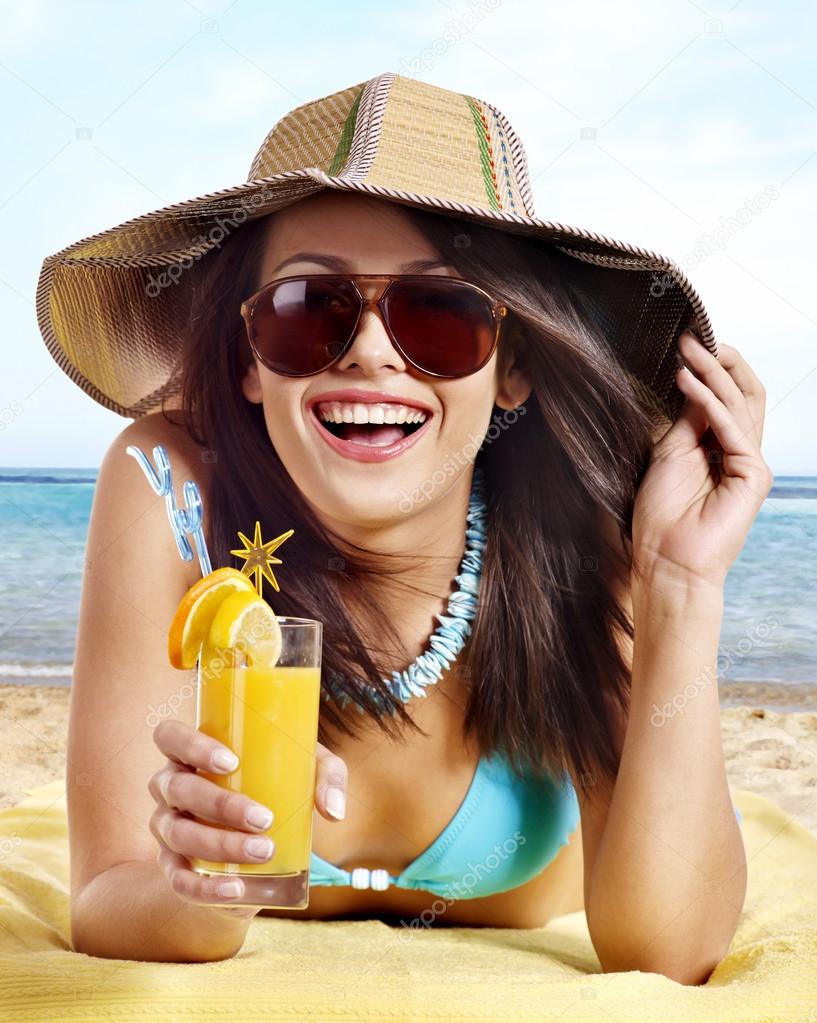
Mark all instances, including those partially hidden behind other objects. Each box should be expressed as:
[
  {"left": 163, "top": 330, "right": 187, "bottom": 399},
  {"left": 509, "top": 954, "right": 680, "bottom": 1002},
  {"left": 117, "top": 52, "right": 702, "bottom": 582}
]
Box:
[{"left": 46, "top": 75, "right": 771, "bottom": 980}]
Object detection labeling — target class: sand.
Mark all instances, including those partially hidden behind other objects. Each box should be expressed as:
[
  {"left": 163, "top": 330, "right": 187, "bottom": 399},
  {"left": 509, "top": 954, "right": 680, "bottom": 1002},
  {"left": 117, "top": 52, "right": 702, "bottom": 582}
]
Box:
[
  {"left": 1, "top": 682, "right": 816, "bottom": 835},
  {"left": 0, "top": 683, "right": 72, "bottom": 811}
]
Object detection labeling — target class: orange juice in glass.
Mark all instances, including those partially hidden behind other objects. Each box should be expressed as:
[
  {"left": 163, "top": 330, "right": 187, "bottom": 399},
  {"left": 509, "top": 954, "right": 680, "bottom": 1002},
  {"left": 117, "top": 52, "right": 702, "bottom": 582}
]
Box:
[{"left": 191, "top": 616, "right": 322, "bottom": 909}]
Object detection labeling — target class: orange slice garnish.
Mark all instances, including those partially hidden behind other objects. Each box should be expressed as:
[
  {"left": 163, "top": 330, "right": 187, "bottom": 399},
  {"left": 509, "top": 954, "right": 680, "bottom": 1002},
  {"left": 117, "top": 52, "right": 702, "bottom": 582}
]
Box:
[{"left": 168, "top": 567, "right": 256, "bottom": 670}]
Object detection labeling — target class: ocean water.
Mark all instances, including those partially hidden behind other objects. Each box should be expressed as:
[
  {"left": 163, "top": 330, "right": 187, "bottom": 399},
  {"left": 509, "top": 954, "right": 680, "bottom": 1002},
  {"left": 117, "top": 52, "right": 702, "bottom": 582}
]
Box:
[{"left": 0, "top": 468, "right": 815, "bottom": 694}]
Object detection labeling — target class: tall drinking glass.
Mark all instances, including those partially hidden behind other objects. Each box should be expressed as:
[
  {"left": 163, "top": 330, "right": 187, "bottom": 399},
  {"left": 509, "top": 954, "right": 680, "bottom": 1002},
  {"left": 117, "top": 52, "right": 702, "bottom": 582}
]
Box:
[{"left": 191, "top": 617, "right": 322, "bottom": 909}]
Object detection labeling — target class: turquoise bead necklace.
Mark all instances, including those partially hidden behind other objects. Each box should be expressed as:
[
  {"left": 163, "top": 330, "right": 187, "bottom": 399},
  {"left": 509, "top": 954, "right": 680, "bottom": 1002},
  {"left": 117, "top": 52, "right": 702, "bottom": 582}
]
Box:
[{"left": 322, "top": 465, "right": 487, "bottom": 715}]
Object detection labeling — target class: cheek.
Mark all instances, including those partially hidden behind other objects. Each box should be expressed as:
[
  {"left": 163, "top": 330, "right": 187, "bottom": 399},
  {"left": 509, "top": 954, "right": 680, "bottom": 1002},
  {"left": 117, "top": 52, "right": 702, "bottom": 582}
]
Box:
[
  {"left": 437, "top": 378, "right": 497, "bottom": 436},
  {"left": 255, "top": 376, "right": 308, "bottom": 443}
]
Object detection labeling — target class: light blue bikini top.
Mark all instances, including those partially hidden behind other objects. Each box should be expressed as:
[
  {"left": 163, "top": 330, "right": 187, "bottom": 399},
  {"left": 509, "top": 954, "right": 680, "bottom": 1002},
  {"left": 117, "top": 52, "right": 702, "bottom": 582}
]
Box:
[
  {"left": 309, "top": 751, "right": 581, "bottom": 900},
  {"left": 309, "top": 751, "right": 745, "bottom": 901}
]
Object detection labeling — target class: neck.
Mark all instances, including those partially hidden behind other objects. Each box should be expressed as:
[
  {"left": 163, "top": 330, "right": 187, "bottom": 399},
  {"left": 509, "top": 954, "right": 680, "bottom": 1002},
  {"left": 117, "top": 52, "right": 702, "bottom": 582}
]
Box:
[{"left": 316, "top": 472, "right": 476, "bottom": 664}]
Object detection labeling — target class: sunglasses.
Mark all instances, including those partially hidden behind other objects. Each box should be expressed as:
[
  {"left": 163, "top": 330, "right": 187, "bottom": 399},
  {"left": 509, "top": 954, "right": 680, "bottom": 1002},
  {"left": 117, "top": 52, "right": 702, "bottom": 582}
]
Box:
[{"left": 239, "top": 273, "right": 509, "bottom": 379}]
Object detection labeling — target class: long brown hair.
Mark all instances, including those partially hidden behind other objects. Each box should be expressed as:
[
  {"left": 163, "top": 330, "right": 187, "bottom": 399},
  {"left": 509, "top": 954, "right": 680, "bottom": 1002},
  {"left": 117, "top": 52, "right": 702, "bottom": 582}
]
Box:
[{"left": 163, "top": 198, "right": 658, "bottom": 796}]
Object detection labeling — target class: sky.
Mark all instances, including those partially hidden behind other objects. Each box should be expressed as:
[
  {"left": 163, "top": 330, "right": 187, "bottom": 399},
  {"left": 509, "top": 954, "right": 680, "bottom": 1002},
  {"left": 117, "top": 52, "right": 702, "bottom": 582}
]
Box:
[{"left": 0, "top": 0, "right": 815, "bottom": 472}]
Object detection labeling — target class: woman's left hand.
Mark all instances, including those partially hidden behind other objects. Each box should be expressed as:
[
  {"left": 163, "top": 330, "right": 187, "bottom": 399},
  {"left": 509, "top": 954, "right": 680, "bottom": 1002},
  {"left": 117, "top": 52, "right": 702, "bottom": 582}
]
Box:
[{"left": 631, "top": 330, "right": 773, "bottom": 594}]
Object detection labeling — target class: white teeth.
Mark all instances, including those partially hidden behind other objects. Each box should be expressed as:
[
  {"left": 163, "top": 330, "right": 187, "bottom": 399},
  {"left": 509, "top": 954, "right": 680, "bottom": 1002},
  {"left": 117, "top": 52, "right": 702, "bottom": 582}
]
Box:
[{"left": 316, "top": 401, "right": 428, "bottom": 426}]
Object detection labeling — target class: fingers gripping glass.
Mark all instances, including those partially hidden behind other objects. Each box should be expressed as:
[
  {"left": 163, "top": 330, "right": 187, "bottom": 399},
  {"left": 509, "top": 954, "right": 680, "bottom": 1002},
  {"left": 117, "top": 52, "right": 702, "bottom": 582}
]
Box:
[{"left": 240, "top": 274, "right": 509, "bottom": 378}]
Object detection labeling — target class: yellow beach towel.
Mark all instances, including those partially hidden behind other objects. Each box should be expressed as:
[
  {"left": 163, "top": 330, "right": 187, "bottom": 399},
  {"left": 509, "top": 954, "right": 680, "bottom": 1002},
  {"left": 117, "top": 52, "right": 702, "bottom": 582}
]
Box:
[{"left": 0, "top": 779, "right": 815, "bottom": 1022}]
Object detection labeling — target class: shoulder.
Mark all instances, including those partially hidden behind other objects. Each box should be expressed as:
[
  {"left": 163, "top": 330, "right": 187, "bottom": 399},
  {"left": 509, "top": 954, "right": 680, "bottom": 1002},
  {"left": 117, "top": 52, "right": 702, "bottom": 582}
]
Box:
[
  {"left": 91, "top": 411, "right": 216, "bottom": 589},
  {"left": 99, "top": 410, "right": 215, "bottom": 511},
  {"left": 107, "top": 410, "right": 211, "bottom": 477}
]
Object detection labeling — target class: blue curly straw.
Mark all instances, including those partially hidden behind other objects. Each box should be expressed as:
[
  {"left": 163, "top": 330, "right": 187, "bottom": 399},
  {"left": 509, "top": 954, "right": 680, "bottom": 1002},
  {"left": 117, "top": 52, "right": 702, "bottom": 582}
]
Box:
[{"left": 125, "top": 444, "right": 212, "bottom": 577}]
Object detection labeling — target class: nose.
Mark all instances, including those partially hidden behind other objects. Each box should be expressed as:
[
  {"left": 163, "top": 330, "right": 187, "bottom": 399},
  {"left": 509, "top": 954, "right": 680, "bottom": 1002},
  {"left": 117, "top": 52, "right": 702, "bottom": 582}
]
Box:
[{"left": 334, "top": 280, "right": 407, "bottom": 373}]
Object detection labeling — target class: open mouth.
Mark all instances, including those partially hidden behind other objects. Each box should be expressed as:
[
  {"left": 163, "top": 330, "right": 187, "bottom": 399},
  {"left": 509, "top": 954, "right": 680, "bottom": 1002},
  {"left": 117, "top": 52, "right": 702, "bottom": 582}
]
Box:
[
  {"left": 318, "top": 418, "right": 426, "bottom": 441},
  {"left": 309, "top": 402, "right": 432, "bottom": 450}
]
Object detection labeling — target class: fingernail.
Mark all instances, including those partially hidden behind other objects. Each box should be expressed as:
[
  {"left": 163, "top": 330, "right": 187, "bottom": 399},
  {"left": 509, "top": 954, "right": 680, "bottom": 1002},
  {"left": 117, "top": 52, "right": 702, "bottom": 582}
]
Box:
[
  {"left": 326, "top": 787, "right": 346, "bottom": 820},
  {"left": 158, "top": 771, "right": 171, "bottom": 803},
  {"left": 212, "top": 748, "right": 239, "bottom": 771},
  {"left": 246, "top": 804, "right": 273, "bottom": 829},
  {"left": 156, "top": 815, "right": 171, "bottom": 844},
  {"left": 245, "top": 837, "right": 274, "bottom": 859},
  {"left": 218, "top": 880, "right": 243, "bottom": 898}
]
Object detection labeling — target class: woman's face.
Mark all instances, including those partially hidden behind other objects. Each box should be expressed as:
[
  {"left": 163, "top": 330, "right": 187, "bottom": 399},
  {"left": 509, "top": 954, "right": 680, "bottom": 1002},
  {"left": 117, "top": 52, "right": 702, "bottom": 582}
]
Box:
[{"left": 241, "top": 190, "right": 531, "bottom": 532}]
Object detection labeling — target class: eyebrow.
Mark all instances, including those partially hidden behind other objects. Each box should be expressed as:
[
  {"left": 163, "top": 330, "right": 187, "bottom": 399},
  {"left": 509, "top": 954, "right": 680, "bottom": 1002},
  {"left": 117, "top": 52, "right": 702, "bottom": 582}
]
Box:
[{"left": 268, "top": 252, "right": 452, "bottom": 275}]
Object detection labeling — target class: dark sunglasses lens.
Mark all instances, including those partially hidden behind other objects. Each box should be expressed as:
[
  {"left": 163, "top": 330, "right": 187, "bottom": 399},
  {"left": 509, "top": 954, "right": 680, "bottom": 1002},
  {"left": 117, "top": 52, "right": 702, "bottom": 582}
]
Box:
[
  {"left": 387, "top": 279, "right": 496, "bottom": 376},
  {"left": 250, "top": 278, "right": 358, "bottom": 374}
]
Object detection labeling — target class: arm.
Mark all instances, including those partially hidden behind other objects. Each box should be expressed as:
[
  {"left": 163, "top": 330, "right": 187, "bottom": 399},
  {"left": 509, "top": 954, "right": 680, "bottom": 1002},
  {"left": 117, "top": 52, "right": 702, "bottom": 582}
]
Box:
[
  {"left": 583, "top": 576, "right": 745, "bottom": 985},
  {"left": 579, "top": 335, "right": 771, "bottom": 984},
  {"left": 68, "top": 411, "right": 252, "bottom": 962},
  {"left": 71, "top": 860, "right": 255, "bottom": 963}
]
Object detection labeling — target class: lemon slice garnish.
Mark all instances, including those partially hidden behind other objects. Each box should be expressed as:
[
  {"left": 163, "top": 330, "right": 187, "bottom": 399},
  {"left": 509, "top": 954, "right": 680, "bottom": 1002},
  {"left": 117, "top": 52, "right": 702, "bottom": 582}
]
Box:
[{"left": 207, "top": 589, "right": 282, "bottom": 667}]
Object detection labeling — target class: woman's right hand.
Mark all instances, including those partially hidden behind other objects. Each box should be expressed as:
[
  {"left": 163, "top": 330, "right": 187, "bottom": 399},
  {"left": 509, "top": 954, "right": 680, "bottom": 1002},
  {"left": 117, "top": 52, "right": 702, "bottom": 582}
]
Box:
[{"left": 147, "top": 719, "right": 349, "bottom": 916}]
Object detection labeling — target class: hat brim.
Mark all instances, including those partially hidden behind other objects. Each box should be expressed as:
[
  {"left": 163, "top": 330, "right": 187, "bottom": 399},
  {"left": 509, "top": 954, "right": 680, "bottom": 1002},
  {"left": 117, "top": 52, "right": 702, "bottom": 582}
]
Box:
[{"left": 36, "top": 166, "right": 714, "bottom": 420}]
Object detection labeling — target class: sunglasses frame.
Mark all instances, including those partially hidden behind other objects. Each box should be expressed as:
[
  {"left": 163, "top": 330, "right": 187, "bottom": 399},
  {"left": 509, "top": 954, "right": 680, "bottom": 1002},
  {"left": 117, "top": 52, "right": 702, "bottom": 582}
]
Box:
[{"left": 239, "top": 273, "right": 509, "bottom": 378}]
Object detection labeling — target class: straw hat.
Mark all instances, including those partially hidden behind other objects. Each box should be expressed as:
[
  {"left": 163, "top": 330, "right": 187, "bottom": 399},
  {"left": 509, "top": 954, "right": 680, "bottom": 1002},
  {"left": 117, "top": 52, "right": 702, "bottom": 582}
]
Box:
[{"left": 35, "top": 71, "right": 716, "bottom": 422}]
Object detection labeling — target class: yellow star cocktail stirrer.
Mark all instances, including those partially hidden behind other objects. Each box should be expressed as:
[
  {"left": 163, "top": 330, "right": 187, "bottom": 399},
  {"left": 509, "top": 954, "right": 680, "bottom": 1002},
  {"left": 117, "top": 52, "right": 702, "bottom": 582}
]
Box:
[{"left": 230, "top": 520, "right": 294, "bottom": 607}]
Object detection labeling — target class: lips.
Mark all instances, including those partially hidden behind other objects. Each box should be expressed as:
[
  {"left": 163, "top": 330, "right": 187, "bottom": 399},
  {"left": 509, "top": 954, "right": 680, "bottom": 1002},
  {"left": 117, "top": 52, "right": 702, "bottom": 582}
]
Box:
[{"left": 305, "top": 388, "right": 434, "bottom": 414}]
